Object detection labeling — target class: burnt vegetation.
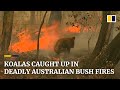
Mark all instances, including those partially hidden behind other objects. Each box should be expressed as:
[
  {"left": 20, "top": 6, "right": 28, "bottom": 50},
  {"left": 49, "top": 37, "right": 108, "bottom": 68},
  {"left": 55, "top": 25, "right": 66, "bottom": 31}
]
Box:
[{"left": 0, "top": 11, "right": 120, "bottom": 79}]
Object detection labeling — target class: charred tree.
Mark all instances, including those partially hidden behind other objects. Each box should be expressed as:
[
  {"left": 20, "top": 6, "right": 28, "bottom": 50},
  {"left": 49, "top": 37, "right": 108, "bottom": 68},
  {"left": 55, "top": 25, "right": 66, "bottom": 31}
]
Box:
[
  {"left": 29, "top": 11, "right": 36, "bottom": 39},
  {"left": 109, "top": 23, "right": 114, "bottom": 44},
  {"left": 30, "top": 11, "right": 35, "bottom": 25},
  {"left": 48, "top": 11, "right": 62, "bottom": 25},
  {"left": 88, "top": 11, "right": 114, "bottom": 65},
  {"left": 90, "top": 32, "right": 120, "bottom": 68},
  {"left": 88, "top": 34, "right": 93, "bottom": 55},
  {"left": 36, "top": 11, "right": 47, "bottom": 60},
  {"left": 1, "top": 11, "right": 14, "bottom": 54}
]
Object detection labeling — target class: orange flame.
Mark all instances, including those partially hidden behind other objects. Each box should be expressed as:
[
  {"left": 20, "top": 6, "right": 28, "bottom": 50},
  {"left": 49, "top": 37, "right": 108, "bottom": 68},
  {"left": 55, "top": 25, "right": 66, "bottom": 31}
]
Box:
[
  {"left": 65, "top": 25, "right": 81, "bottom": 33},
  {"left": 10, "top": 21, "right": 97, "bottom": 53},
  {"left": 10, "top": 22, "right": 60, "bottom": 53}
]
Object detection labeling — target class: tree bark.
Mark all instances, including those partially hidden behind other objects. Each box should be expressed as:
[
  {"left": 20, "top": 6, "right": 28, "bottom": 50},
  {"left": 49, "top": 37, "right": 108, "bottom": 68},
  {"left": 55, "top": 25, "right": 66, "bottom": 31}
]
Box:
[
  {"left": 36, "top": 11, "right": 47, "bottom": 60},
  {"left": 109, "top": 23, "right": 114, "bottom": 44},
  {"left": 1, "top": 11, "right": 14, "bottom": 54},
  {"left": 90, "top": 32, "right": 120, "bottom": 68},
  {"left": 48, "top": 11, "right": 62, "bottom": 25},
  {"left": 30, "top": 11, "right": 35, "bottom": 25},
  {"left": 88, "top": 34, "right": 93, "bottom": 55},
  {"left": 88, "top": 11, "right": 114, "bottom": 65}
]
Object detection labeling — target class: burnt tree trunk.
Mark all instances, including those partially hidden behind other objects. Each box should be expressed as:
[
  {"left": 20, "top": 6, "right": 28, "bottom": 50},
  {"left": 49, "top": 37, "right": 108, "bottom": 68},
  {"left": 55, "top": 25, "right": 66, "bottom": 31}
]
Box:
[
  {"left": 1, "top": 11, "right": 14, "bottom": 54},
  {"left": 36, "top": 11, "right": 47, "bottom": 60},
  {"left": 30, "top": 11, "right": 35, "bottom": 25},
  {"left": 109, "top": 23, "right": 114, "bottom": 44},
  {"left": 88, "top": 11, "right": 114, "bottom": 65},
  {"left": 48, "top": 11, "right": 62, "bottom": 25},
  {"left": 88, "top": 34, "right": 93, "bottom": 55},
  {"left": 29, "top": 11, "right": 36, "bottom": 39},
  {"left": 90, "top": 32, "right": 120, "bottom": 68}
]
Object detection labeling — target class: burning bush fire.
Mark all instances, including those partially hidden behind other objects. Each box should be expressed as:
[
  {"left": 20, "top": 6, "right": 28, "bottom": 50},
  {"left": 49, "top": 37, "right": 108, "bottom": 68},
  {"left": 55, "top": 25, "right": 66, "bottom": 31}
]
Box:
[
  {"left": 10, "top": 21, "right": 60, "bottom": 53},
  {"left": 9, "top": 21, "right": 96, "bottom": 53},
  {"left": 65, "top": 25, "right": 81, "bottom": 33}
]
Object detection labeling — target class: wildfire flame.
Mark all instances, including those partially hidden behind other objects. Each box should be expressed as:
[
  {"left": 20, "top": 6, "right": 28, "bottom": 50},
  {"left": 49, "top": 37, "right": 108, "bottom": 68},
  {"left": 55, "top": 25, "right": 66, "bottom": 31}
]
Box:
[
  {"left": 10, "top": 21, "right": 97, "bottom": 53},
  {"left": 65, "top": 25, "right": 81, "bottom": 33},
  {"left": 10, "top": 21, "right": 60, "bottom": 53}
]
